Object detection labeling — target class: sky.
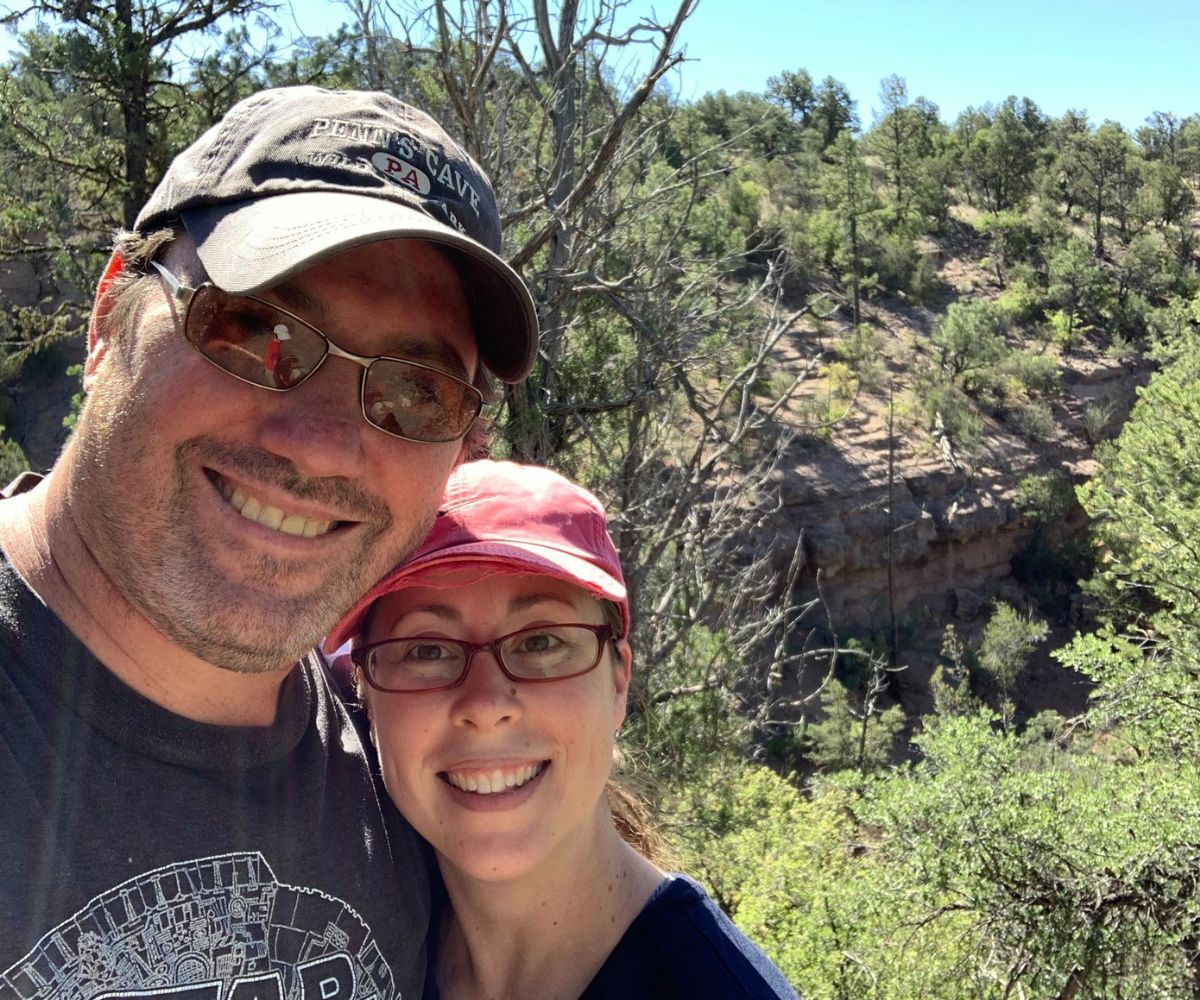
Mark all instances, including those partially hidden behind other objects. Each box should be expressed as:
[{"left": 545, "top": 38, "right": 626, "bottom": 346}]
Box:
[
  {"left": 278, "top": 0, "right": 1200, "bottom": 130},
  {"left": 5, "top": 0, "right": 1198, "bottom": 131},
  {"left": 644, "top": 0, "right": 1200, "bottom": 129}
]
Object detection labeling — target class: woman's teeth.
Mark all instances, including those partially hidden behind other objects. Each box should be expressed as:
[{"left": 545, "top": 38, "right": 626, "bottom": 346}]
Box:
[{"left": 444, "top": 762, "right": 546, "bottom": 795}]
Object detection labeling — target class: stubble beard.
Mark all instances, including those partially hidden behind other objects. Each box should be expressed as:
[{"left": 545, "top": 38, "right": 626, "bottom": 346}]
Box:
[{"left": 76, "top": 426, "right": 432, "bottom": 674}]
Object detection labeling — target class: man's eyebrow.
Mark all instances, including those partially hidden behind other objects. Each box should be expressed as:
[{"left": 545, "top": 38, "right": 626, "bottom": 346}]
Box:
[
  {"left": 393, "top": 340, "right": 473, "bottom": 380},
  {"left": 264, "top": 281, "right": 472, "bottom": 380},
  {"left": 268, "top": 280, "right": 327, "bottom": 321}
]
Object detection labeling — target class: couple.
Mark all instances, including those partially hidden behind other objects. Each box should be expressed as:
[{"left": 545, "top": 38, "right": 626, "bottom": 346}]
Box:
[{"left": 0, "top": 86, "right": 793, "bottom": 997}]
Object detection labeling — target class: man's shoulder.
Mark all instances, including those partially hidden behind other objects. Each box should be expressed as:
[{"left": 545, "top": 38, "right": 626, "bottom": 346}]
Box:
[{"left": 0, "top": 548, "right": 53, "bottom": 663}]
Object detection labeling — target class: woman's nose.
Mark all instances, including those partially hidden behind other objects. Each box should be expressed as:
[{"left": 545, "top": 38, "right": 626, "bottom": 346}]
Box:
[{"left": 449, "top": 650, "right": 523, "bottom": 730}]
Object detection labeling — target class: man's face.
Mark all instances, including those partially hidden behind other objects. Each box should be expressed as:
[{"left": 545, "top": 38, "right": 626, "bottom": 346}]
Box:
[{"left": 69, "top": 236, "right": 478, "bottom": 673}]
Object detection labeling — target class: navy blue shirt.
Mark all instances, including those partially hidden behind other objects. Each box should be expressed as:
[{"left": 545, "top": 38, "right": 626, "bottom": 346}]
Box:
[
  {"left": 425, "top": 873, "right": 797, "bottom": 998},
  {"left": 580, "top": 874, "right": 799, "bottom": 999}
]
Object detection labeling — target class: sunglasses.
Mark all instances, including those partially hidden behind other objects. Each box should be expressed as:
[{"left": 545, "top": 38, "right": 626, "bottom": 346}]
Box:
[{"left": 151, "top": 262, "right": 483, "bottom": 444}]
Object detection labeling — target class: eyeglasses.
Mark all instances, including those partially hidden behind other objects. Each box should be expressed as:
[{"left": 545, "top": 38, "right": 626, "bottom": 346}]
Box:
[
  {"left": 151, "top": 262, "right": 483, "bottom": 444},
  {"left": 352, "top": 623, "right": 617, "bottom": 693}
]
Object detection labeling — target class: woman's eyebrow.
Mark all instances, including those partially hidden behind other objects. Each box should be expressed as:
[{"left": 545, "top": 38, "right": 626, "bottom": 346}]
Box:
[
  {"left": 507, "top": 593, "right": 579, "bottom": 614},
  {"left": 392, "top": 602, "right": 463, "bottom": 626}
]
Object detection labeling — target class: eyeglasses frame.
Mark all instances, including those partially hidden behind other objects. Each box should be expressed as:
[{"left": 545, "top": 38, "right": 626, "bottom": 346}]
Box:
[
  {"left": 352, "top": 622, "right": 619, "bottom": 693},
  {"left": 150, "top": 261, "right": 484, "bottom": 444}
]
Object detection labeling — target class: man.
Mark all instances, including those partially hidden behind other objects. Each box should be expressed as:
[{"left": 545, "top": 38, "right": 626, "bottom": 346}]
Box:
[{"left": 0, "top": 86, "right": 537, "bottom": 998}]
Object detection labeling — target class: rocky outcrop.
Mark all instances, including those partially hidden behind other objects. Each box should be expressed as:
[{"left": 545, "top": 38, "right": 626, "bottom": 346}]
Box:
[
  {"left": 770, "top": 432, "right": 1033, "bottom": 632},
  {"left": 765, "top": 348, "right": 1151, "bottom": 637}
]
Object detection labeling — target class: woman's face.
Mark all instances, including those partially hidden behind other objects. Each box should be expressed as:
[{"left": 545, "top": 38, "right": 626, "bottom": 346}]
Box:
[{"left": 362, "top": 573, "right": 631, "bottom": 883}]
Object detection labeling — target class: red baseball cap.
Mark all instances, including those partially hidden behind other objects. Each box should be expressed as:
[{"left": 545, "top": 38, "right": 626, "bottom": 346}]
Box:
[{"left": 324, "top": 460, "right": 629, "bottom": 651}]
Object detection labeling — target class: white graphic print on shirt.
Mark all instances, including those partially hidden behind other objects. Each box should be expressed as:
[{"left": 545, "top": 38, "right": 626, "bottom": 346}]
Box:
[{"left": 0, "top": 852, "right": 398, "bottom": 1000}]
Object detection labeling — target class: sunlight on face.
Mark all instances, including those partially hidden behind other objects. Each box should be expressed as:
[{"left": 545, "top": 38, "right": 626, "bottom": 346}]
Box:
[{"left": 364, "top": 574, "right": 631, "bottom": 883}]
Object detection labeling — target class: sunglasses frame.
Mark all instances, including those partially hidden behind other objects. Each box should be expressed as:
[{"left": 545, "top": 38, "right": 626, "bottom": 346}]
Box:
[{"left": 151, "top": 261, "right": 484, "bottom": 444}]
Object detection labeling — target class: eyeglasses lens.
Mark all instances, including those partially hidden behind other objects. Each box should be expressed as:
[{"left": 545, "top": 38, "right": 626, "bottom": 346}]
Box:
[
  {"left": 501, "top": 625, "right": 598, "bottom": 679},
  {"left": 364, "top": 625, "right": 603, "bottom": 692},
  {"left": 186, "top": 287, "right": 327, "bottom": 391}
]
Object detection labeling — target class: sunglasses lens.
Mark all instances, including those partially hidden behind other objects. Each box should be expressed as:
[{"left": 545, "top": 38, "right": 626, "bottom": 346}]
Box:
[
  {"left": 186, "top": 287, "right": 327, "bottom": 390},
  {"left": 364, "top": 361, "right": 483, "bottom": 443}
]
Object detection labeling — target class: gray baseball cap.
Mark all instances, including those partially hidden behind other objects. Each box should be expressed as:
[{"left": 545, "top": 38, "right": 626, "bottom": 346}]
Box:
[{"left": 135, "top": 86, "right": 538, "bottom": 383}]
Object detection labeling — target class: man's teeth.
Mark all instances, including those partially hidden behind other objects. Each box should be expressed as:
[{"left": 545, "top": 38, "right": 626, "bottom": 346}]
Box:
[
  {"left": 445, "top": 763, "right": 545, "bottom": 795},
  {"left": 216, "top": 478, "right": 333, "bottom": 538}
]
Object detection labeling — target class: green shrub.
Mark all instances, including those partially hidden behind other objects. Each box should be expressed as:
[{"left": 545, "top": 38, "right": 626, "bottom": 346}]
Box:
[
  {"left": 931, "top": 299, "right": 1010, "bottom": 391},
  {"left": 976, "top": 603, "right": 1049, "bottom": 696},
  {"left": 1016, "top": 471, "right": 1075, "bottom": 525},
  {"left": 0, "top": 428, "right": 28, "bottom": 485},
  {"left": 1006, "top": 399, "right": 1055, "bottom": 440},
  {"left": 999, "top": 350, "right": 1061, "bottom": 398},
  {"left": 832, "top": 323, "right": 885, "bottom": 389},
  {"left": 1081, "top": 399, "right": 1114, "bottom": 445},
  {"left": 806, "top": 679, "right": 905, "bottom": 774},
  {"left": 920, "top": 376, "right": 984, "bottom": 452},
  {"left": 994, "top": 276, "right": 1044, "bottom": 324}
]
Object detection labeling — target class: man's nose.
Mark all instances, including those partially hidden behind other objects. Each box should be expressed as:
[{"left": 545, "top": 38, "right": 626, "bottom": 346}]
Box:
[{"left": 254, "top": 357, "right": 369, "bottom": 480}]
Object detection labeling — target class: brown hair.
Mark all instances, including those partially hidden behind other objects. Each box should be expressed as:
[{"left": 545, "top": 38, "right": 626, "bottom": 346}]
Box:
[
  {"left": 100, "top": 227, "right": 495, "bottom": 458},
  {"left": 599, "top": 599, "right": 667, "bottom": 863},
  {"left": 607, "top": 767, "right": 666, "bottom": 865}
]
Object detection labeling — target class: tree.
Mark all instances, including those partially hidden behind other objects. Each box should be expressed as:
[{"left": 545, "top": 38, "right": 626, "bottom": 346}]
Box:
[
  {"left": 2, "top": 0, "right": 276, "bottom": 228},
  {"left": 1059, "top": 332, "right": 1200, "bottom": 759},
  {"left": 1137, "top": 110, "right": 1182, "bottom": 163},
  {"left": 1065, "top": 121, "right": 1137, "bottom": 256},
  {"left": 865, "top": 711, "right": 1200, "bottom": 996},
  {"left": 819, "top": 130, "right": 879, "bottom": 325},
  {"left": 810, "top": 74, "right": 856, "bottom": 152},
  {"left": 975, "top": 602, "right": 1048, "bottom": 729},
  {"left": 955, "top": 97, "right": 1043, "bottom": 211},
  {"left": 867, "top": 74, "right": 942, "bottom": 225},
  {"left": 766, "top": 67, "right": 814, "bottom": 128},
  {"left": 0, "top": 0, "right": 279, "bottom": 449},
  {"left": 350, "top": 1, "right": 839, "bottom": 775},
  {"left": 1046, "top": 237, "right": 1108, "bottom": 350},
  {"left": 1041, "top": 107, "right": 1091, "bottom": 218},
  {"left": 974, "top": 208, "right": 1037, "bottom": 287}
]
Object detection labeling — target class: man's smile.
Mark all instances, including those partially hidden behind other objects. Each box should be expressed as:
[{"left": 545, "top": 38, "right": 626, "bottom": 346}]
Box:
[{"left": 209, "top": 470, "right": 338, "bottom": 538}]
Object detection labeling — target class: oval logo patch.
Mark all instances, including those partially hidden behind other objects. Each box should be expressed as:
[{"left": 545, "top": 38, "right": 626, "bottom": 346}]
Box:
[{"left": 372, "top": 151, "right": 432, "bottom": 195}]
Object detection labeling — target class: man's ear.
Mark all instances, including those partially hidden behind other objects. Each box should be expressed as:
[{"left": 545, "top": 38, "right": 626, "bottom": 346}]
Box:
[
  {"left": 84, "top": 251, "right": 126, "bottom": 391},
  {"left": 612, "top": 639, "right": 632, "bottom": 730}
]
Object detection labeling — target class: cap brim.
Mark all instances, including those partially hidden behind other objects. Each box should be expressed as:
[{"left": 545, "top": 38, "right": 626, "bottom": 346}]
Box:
[
  {"left": 181, "top": 191, "right": 538, "bottom": 382},
  {"left": 322, "top": 543, "right": 629, "bottom": 653}
]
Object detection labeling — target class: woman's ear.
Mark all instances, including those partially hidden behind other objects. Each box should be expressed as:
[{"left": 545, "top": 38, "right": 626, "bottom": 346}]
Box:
[
  {"left": 84, "top": 251, "right": 126, "bottom": 391},
  {"left": 611, "top": 639, "right": 632, "bottom": 730}
]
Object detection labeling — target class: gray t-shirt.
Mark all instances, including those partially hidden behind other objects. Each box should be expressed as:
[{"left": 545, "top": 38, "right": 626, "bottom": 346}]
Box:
[{"left": 0, "top": 557, "right": 429, "bottom": 999}]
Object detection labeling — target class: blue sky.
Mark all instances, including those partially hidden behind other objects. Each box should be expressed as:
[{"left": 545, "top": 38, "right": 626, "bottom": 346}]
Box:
[
  {"left": 6, "top": 0, "right": 1198, "bottom": 130},
  {"left": 628, "top": 0, "right": 1198, "bottom": 130},
  {"left": 282, "top": 0, "right": 1200, "bottom": 130}
]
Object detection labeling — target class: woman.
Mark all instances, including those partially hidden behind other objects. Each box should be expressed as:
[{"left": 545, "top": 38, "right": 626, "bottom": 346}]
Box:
[{"left": 325, "top": 459, "right": 797, "bottom": 999}]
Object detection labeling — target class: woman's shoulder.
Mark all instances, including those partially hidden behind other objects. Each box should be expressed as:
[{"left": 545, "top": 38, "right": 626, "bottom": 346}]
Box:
[{"left": 579, "top": 873, "right": 800, "bottom": 1000}]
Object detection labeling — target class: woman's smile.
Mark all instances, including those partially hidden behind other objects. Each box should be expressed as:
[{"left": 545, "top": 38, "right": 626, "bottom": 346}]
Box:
[{"left": 442, "top": 760, "right": 548, "bottom": 794}]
